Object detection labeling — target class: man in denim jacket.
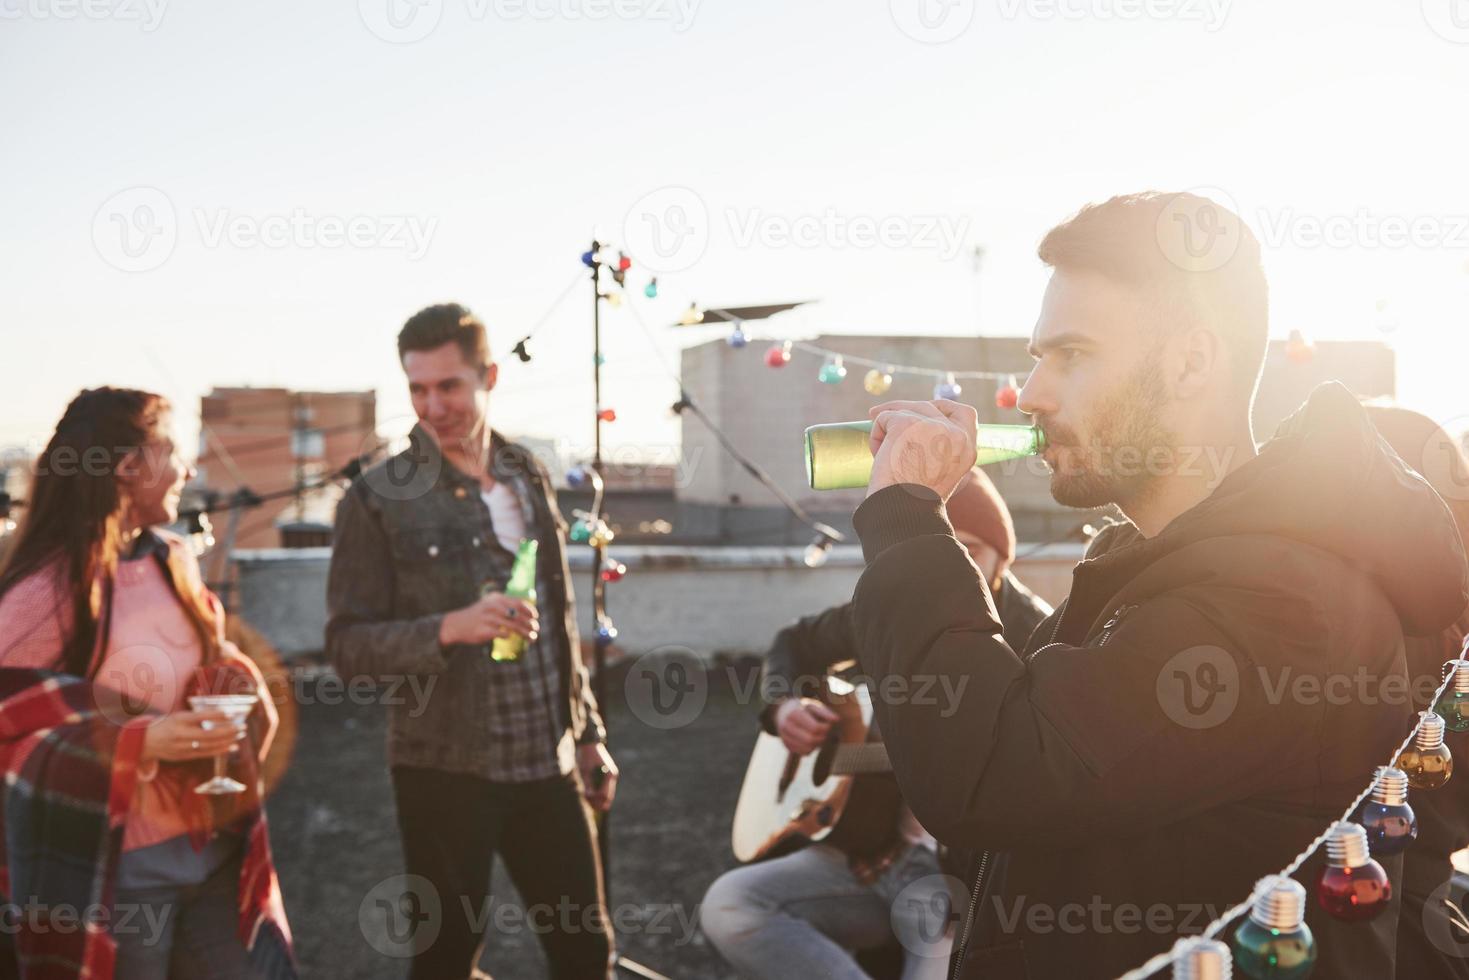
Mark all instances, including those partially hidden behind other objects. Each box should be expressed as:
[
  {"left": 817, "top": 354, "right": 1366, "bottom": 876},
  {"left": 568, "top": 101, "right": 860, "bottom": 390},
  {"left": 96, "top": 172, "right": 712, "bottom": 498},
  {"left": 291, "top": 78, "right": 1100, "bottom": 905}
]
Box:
[{"left": 327, "top": 303, "right": 615, "bottom": 979}]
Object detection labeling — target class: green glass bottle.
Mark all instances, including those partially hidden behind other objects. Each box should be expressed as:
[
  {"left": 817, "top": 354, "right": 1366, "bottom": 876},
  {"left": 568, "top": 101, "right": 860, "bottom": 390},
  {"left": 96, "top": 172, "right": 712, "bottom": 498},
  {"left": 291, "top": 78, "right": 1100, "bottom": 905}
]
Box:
[
  {"left": 490, "top": 538, "right": 539, "bottom": 662},
  {"left": 803, "top": 420, "right": 1046, "bottom": 491}
]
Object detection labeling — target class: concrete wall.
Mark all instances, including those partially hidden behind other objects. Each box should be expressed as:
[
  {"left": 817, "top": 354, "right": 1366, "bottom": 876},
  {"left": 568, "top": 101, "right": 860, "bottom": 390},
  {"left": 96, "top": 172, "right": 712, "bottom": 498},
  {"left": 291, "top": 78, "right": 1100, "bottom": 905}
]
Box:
[{"left": 233, "top": 544, "right": 1082, "bottom": 660}]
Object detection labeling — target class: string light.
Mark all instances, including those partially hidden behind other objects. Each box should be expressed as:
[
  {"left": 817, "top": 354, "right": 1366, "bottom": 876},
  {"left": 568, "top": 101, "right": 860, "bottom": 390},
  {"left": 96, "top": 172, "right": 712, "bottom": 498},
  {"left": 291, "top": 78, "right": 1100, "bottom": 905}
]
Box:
[
  {"left": 1231, "top": 876, "right": 1316, "bottom": 980},
  {"left": 679, "top": 303, "right": 704, "bottom": 326},
  {"left": 600, "top": 558, "right": 627, "bottom": 582},
  {"left": 1315, "top": 822, "right": 1392, "bottom": 922},
  {"left": 818, "top": 355, "right": 847, "bottom": 385},
  {"left": 934, "top": 372, "right": 962, "bottom": 400},
  {"left": 511, "top": 338, "right": 532, "bottom": 363},
  {"left": 1286, "top": 329, "right": 1315, "bottom": 364},
  {"left": 995, "top": 374, "right": 1020, "bottom": 410},
  {"left": 598, "top": 408, "right": 617, "bottom": 423},
  {"left": 863, "top": 367, "right": 893, "bottom": 396},
  {"left": 804, "top": 532, "right": 836, "bottom": 568},
  {"left": 1396, "top": 711, "right": 1454, "bottom": 789},
  {"left": 1355, "top": 766, "right": 1417, "bottom": 855},
  {"left": 644, "top": 278, "right": 658, "bottom": 299},
  {"left": 764, "top": 341, "right": 792, "bottom": 368},
  {"left": 1115, "top": 652, "right": 1466, "bottom": 980},
  {"left": 727, "top": 326, "right": 748, "bottom": 349},
  {"left": 1169, "top": 936, "right": 1232, "bottom": 979},
  {"left": 1434, "top": 658, "right": 1469, "bottom": 731}
]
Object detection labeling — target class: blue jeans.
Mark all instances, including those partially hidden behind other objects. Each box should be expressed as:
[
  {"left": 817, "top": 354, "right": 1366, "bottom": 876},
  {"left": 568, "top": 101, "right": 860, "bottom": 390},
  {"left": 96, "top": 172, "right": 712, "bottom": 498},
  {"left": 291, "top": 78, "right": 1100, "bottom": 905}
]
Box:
[
  {"left": 702, "top": 844, "right": 954, "bottom": 980},
  {"left": 113, "top": 851, "right": 261, "bottom": 980}
]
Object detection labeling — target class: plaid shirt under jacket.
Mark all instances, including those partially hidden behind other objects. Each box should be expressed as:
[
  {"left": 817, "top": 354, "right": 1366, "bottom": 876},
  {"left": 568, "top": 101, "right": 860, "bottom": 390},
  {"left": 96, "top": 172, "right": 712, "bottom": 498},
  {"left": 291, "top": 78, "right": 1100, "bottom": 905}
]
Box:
[{"left": 325, "top": 426, "right": 605, "bottom": 783}]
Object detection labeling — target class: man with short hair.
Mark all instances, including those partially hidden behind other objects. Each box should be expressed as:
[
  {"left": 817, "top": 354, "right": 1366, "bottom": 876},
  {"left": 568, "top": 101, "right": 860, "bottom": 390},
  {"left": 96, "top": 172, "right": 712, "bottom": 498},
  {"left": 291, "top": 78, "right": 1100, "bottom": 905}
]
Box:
[
  {"left": 702, "top": 468, "right": 1051, "bottom": 979},
  {"left": 851, "top": 193, "right": 1469, "bottom": 978},
  {"left": 327, "top": 303, "right": 615, "bottom": 979}
]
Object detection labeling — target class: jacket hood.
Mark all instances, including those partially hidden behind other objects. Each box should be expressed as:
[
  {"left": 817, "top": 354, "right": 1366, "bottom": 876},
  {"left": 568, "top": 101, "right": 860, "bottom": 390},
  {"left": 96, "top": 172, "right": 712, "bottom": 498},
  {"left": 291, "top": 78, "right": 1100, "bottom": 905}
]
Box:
[{"left": 1137, "top": 381, "right": 1469, "bottom": 636}]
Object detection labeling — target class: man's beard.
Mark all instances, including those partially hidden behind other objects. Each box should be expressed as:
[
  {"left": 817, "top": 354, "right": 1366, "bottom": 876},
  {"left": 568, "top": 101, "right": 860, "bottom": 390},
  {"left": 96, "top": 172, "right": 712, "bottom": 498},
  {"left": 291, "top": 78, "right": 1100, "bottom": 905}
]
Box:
[{"left": 1043, "top": 356, "right": 1177, "bottom": 510}]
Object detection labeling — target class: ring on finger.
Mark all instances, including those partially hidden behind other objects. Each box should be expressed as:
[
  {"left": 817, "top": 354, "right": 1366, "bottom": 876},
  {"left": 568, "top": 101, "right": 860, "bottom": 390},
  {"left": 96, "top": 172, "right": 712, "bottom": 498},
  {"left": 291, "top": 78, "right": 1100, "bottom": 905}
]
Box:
[
  {"left": 190, "top": 739, "right": 200, "bottom": 750},
  {"left": 199, "top": 720, "right": 215, "bottom": 731}
]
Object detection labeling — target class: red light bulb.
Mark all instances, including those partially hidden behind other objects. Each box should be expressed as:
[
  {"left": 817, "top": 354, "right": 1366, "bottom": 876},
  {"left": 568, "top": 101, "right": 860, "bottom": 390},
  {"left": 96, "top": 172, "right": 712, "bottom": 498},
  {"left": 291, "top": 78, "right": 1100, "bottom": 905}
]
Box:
[
  {"left": 995, "top": 374, "right": 1020, "bottom": 410},
  {"left": 600, "top": 559, "right": 627, "bottom": 582},
  {"left": 764, "top": 342, "right": 792, "bottom": 368},
  {"left": 598, "top": 408, "right": 617, "bottom": 423},
  {"left": 1315, "top": 821, "right": 1392, "bottom": 922},
  {"left": 617, "top": 253, "right": 632, "bottom": 271}
]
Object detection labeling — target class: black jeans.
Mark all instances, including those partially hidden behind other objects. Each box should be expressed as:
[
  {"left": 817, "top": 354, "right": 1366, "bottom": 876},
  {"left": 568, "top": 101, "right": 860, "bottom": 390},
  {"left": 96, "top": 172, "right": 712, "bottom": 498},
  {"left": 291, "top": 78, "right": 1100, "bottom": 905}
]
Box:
[{"left": 391, "top": 766, "right": 612, "bottom": 980}]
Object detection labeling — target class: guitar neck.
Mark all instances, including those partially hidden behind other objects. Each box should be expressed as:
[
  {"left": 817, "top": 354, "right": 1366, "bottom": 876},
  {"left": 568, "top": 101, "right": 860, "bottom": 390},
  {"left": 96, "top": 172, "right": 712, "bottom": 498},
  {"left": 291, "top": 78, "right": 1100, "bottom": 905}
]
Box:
[{"left": 831, "top": 741, "right": 891, "bottom": 775}]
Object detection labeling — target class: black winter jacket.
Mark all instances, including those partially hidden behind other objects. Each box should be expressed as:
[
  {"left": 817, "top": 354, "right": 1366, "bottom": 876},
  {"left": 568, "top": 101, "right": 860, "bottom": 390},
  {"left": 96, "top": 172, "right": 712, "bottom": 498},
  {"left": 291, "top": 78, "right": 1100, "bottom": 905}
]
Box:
[{"left": 851, "top": 383, "right": 1469, "bottom": 979}]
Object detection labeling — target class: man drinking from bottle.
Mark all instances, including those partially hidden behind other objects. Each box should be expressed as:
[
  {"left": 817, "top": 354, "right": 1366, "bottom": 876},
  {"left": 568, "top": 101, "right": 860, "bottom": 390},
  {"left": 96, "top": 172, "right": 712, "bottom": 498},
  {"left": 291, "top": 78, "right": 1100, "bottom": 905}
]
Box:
[{"left": 326, "top": 303, "right": 615, "bottom": 979}]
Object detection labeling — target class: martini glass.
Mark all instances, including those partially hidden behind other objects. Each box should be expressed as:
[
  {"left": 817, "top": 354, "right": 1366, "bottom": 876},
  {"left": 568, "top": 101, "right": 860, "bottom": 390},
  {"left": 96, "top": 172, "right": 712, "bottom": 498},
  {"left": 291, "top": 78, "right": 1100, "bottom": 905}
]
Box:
[{"left": 187, "top": 693, "right": 258, "bottom": 795}]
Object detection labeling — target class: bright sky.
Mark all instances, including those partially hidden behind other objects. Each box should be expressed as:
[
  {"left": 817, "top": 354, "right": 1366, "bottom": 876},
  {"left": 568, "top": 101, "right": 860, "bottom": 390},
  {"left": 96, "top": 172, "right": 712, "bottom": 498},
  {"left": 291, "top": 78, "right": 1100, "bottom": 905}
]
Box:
[{"left": 4, "top": 0, "right": 1469, "bottom": 469}]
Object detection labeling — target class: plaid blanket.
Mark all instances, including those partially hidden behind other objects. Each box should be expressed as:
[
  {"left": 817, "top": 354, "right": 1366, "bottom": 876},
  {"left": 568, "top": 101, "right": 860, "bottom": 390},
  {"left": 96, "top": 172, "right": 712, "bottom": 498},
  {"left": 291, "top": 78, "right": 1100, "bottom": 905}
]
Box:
[{"left": 0, "top": 665, "right": 295, "bottom": 979}]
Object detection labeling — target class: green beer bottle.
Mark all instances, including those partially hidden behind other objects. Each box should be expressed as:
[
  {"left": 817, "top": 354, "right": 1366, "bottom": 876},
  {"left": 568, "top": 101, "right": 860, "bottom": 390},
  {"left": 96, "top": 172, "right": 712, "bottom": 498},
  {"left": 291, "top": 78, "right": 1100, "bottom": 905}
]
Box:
[
  {"left": 804, "top": 420, "right": 1046, "bottom": 491},
  {"left": 490, "top": 538, "right": 539, "bottom": 662}
]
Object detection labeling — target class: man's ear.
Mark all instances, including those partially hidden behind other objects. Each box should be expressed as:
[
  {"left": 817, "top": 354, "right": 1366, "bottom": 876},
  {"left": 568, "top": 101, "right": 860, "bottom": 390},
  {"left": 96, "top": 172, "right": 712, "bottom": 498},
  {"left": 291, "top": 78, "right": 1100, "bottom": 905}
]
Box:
[
  {"left": 482, "top": 362, "right": 499, "bottom": 393},
  {"left": 1174, "top": 326, "right": 1221, "bottom": 400}
]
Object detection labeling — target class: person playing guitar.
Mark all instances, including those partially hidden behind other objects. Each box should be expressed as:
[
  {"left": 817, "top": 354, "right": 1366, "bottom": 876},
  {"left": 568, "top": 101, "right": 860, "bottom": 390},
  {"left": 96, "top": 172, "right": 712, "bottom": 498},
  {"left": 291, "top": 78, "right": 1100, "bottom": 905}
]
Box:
[{"left": 703, "top": 467, "right": 1051, "bottom": 980}]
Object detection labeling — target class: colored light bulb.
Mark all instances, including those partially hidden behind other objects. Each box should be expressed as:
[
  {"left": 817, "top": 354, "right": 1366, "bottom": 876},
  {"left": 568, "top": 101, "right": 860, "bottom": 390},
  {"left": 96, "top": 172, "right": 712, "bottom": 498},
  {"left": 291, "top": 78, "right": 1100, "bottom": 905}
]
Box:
[
  {"left": 818, "top": 356, "right": 847, "bottom": 385},
  {"left": 1170, "top": 936, "right": 1232, "bottom": 979},
  {"left": 679, "top": 303, "right": 704, "bottom": 326},
  {"left": 995, "top": 374, "right": 1020, "bottom": 410},
  {"left": 765, "top": 342, "right": 792, "bottom": 368},
  {"left": 1397, "top": 711, "right": 1454, "bottom": 790},
  {"left": 934, "top": 372, "right": 962, "bottom": 400},
  {"left": 1356, "top": 766, "right": 1417, "bottom": 856},
  {"left": 580, "top": 249, "right": 596, "bottom": 267},
  {"left": 566, "top": 466, "right": 591, "bottom": 489},
  {"left": 1231, "top": 875, "right": 1316, "bottom": 980},
  {"left": 644, "top": 278, "right": 658, "bottom": 299},
  {"left": 617, "top": 253, "right": 632, "bottom": 271},
  {"left": 600, "top": 558, "right": 627, "bottom": 582},
  {"left": 727, "top": 327, "right": 748, "bottom": 349},
  {"left": 589, "top": 522, "right": 615, "bottom": 548},
  {"left": 598, "top": 408, "right": 617, "bottom": 423},
  {"left": 596, "top": 619, "right": 618, "bottom": 642},
  {"left": 804, "top": 535, "right": 833, "bottom": 568},
  {"left": 863, "top": 368, "right": 893, "bottom": 396},
  {"left": 1285, "top": 329, "right": 1314, "bottom": 364},
  {"left": 1433, "top": 659, "right": 1469, "bottom": 732},
  {"left": 569, "top": 520, "right": 591, "bottom": 544},
  {"left": 1315, "top": 821, "right": 1392, "bottom": 922},
  {"left": 604, "top": 291, "right": 623, "bottom": 308}
]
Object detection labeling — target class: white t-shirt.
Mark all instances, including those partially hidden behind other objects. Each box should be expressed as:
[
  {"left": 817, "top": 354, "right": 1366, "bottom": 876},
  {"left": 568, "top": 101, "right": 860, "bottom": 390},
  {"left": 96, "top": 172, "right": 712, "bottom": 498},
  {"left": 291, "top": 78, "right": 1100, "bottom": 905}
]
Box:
[{"left": 481, "top": 482, "right": 527, "bottom": 553}]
